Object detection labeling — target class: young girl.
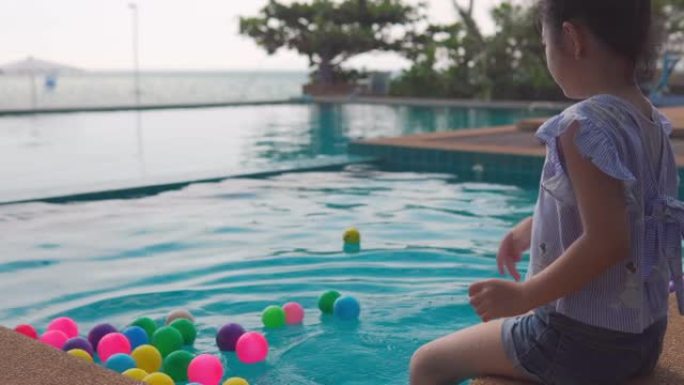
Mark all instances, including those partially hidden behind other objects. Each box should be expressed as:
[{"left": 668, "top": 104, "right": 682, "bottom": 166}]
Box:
[{"left": 410, "top": 0, "right": 684, "bottom": 384}]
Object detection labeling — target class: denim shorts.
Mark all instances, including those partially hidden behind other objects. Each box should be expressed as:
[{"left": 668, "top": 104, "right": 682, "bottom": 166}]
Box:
[{"left": 501, "top": 310, "right": 667, "bottom": 385}]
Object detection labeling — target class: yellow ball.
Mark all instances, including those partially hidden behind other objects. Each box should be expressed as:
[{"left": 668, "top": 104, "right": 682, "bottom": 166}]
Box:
[
  {"left": 123, "top": 368, "right": 148, "bottom": 381},
  {"left": 143, "top": 372, "right": 175, "bottom": 385},
  {"left": 132, "top": 344, "right": 162, "bottom": 373},
  {"left": 224, "top": 377, "right": 250, "bottom": 385},
  {"left": 67, "top": 348, "right": 93, "bottom": 362},
  {"left": 343, "top": 227, "right": 360, "bottom": 244}
]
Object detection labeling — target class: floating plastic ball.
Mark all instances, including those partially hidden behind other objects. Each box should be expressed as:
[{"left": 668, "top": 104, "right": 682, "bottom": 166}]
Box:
[
  {"left": 143, "top": 372, "right": 175, "bottom": 385},
  {"left": 283, "top": 302, "right": 305, "bottom": 325},
  {"left": 63, "top": 336, "right": 94, "bottom": 356},
  {"left": 40, "top": 330, "right": 68, "bottom": 349},
  {"left": 169, "top": 318, "right": 196, "bottom": 345},
  {"left": 88, "top": 323, "right": 117, "bottom": 350},
  {"left": 132, "top": 344, "right": 163, "bottom": 373},
  {"left": 162, "top": 350, "right": 194, "bottom": 382},
  {"left": 223, "top": 378, "right": 249, "bottom": 385},
  {"left": 67, "top": 348, "right": 93, "bottom": 362},
  {"left": 261, "top": 305, "right": 286, "bottom": 328},
  {"left": 14, "top": 324, "right": 38, "bottom": 339},
  {"left": 318, "top": 290, "right": 341, "bottom": 314},
  {"left": 123, "top": 368, "right": 148, "bottom": 381},
  {"left": 131, "top": 317, "right": 158, "bottom": 340},
  {"left": 188, "top": 354, "right": 224, "bottom": 385},
  {"left": 333, "top": 296, "right": 361, "bottom": 320},
  {"left": 152, "top": 326, "right": 184, "bottom": 357},
  {"left": 47, "top": 317, "right": 79, "bottom": 339},
  {"left": 216, "top": 323, "right": 245, "bottom": 352},
  {"left": 106, "top": 353, "right": 136, "bottom": 373},
  {"left": 165, "top": 309, "right": 195, "bottom": 325},
  {"left": 236, "top": 332, "right": 268, "bottom": 364},
  {"left": 224, "top": 378, "right": 249, "bottom": 385},
  {"left": 343, "top": 227, "right": 360, "bottom": 244},
  {"left": 123, "top": 326, "right": 149, "bottom": 349},
  {"left": 97, "top": 332, "right": 131, "bottom": 362}
]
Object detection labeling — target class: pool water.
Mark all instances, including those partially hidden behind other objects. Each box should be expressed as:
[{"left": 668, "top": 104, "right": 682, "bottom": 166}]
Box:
[
  {"left": 0, "top": 103, "right": 553, "bottom": 202},
  {"left": 0, "top": 167, "right": 537, "bottom": 384}
]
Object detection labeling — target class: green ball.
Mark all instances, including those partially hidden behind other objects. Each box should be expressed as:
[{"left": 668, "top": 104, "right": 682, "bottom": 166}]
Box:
[
  {"left": 131, "top": 317, "right": 158, "bottom": 340},
  {"left": 151, "top": 326, "right": 184, "bottom": 357},
  {"left": 261, "top": 305, "right": 286, "bottom": 328},
  {"left": 318, "top": 290, "right": 341, "bottom": 314},
  {"left": 169, "top": 319, "right": 196, "bottom": 345},
  {"left": 162, "top": 350, "right": 194, "bottom": 382}
]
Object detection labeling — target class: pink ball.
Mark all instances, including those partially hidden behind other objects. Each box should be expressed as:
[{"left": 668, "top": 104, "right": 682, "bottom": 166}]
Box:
[
  {"left": 283, "top": 302, "right": 305, "bottom": 325},
  {"left": 187, "top": 354, "right": 224, "bottom": 385},
  {"left": 97, "top": 333, "right": 131, "bottom": 362},
  {"left": 236, "top": 332, "right": 268, "bottom": 364},
  {"left": 40, "top": 330, "right": 68, "bottom": 349},
  {"left": 14, "top": 324, "right": 38, "bottom": 339},
  {"left": 47, "top": 317, "right": 79, "bottom": 338}
]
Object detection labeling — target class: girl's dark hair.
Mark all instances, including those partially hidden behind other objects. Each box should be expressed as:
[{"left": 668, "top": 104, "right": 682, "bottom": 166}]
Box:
[{"left": 540, "top": 0, "right": 657, "bottom": 80}]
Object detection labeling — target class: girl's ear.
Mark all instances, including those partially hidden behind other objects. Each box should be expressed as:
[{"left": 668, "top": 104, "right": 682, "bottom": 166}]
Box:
[{"left": 561, "top": 21, "right": 584, "bottom": 60}]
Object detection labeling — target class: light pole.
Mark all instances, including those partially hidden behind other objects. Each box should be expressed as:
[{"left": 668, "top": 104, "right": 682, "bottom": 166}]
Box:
[
  {"left": 129, "top": 3, "right": 145, "bottom": 175},
  {"left": 129, "top": 2, "right": 141, "bottom": 107}
]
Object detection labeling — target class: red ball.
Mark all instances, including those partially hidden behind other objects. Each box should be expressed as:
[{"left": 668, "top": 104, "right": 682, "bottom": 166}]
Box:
[{"left": 14, "top": 324, "right": 38, "bottom": 339}]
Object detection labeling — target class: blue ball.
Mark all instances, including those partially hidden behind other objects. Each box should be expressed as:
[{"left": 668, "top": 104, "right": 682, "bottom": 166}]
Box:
[
  {"left": 105, "top": 353, "right": 136, "bottom": 373},
  {"left": 333, "top": 296, "right": 361, "bottom": 320},
  {"left": 122, "top": 326, "right": 149, "bottom": 349}
]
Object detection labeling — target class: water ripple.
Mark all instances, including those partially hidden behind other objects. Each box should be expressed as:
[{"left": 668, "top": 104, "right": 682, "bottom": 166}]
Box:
[{"left": 0, "top": 169, "right": 536, "bottom": 385}]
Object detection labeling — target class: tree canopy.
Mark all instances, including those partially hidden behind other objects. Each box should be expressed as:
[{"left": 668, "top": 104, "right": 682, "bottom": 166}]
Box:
[
  {"left": 241, "top": 0, "right": 684, "bottom": 100},
  {"left": 392, "top": 2, "right": 560, "bottom": 100},
  {"left": 240, "top": 0, "right": 422, "bottom": 84}
]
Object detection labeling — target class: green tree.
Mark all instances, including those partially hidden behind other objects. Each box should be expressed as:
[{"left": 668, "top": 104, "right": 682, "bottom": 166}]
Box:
[
  {"left": 390, "top": 24, "right": 459, "bottom": 98},
  {"left": 239, "top": 0, "right": 422, "bottom": 85},
  {"left": 653, "top": 0, "right": 684, "bottom": 63},
  {"left": 391, "top": 1, "right": 562, "bottom": 100},
  {"left": 484, "top": 2, "right": 559, "bottom": 100}
]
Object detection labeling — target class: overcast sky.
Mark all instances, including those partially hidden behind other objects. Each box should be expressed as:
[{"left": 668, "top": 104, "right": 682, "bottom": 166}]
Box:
[{"left": 0, "top": 0, "right": 520, "bottom": 71}]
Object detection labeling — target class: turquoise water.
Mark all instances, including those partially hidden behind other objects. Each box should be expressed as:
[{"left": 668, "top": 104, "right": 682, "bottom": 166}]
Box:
[
  {"left": 0, "top": 103, "right": 552, "bottom": 202},
  {"left": 0, "top": 168, "right": 537, "bottom": 384}
]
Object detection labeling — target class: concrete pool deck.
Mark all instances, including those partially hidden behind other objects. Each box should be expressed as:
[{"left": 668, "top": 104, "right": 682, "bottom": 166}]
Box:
[
  {"left": 351, "top": 106, "right": 684, "bottom": 166},
  {"left": 0, "top": 326, "right": 141, "bottom": 385}
]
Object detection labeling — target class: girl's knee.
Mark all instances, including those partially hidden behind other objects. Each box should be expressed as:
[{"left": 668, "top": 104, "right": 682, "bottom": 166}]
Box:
[{"left": 409, "top": 344, "right": 440, "bottom": 385}]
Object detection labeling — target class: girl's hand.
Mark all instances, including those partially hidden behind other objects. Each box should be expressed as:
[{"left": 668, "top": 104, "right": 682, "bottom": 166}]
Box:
[
  {"left": 468, "top": 279, "right": 532, "bottom": 322},
  {"left": 497, "top": 225, "right": 529, "bottom": 282}
]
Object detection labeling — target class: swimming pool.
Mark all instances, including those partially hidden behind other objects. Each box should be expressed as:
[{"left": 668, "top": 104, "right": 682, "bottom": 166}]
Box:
[
  {"left": 0, "top": 167, "right": 537, "bottom": 384},
  {"left": 0, "top": 103, "right": 552, "bottom": 203}
]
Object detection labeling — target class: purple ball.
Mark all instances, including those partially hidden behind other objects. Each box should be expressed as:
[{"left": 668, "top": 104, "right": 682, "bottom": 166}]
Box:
[
  {"left": 63, "top": 336, "right": 94, "bottom": 356},
  {"left": 88, "top": 323, "right": 117, "bottom": 350},
  {"left": 216, "top": 323, "right": 245, "bottom": 351}
]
